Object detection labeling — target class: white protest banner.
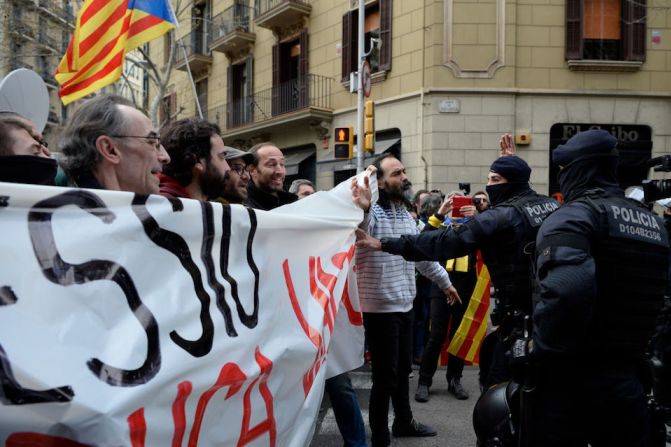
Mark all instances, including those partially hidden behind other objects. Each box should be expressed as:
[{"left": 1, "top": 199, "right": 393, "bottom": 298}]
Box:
[{"left": 0, "top": 173, "right": 374, "bottom": 446}]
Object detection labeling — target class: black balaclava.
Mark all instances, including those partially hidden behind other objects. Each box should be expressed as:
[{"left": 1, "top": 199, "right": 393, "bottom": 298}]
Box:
[
  {"left": 485, "top": 156, "right": 532, "bottom": 206},
  {"left": 553, "top": 129, "right": 621, "bottom": 202},
  {"left": 486, "top": 182, "right": 531, "bottom": 206},
  {"left": 557, "top": 155, "right": 621, "bottom": 202}
]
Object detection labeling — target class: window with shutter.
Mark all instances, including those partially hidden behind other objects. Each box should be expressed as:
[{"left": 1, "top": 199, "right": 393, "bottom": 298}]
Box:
[
  {"left": 566, "top": 0, "right": 646, "bottom": 67},
  {"left": 298, "top": 30, "right": 309, "bottom": 109},
  {"left": 271, "top": 44, "right": 280, "bottom": 116},
  {"left": 195, "top": 78, "right": 208, "bottom": 119},
  {"left": 341, "top": 0, "right": 392, "bottom": 82},
  {"left": 226, "top": 64, "right": 234, "bottom": 128},
  {"left": 271, "top": 36, "right": 303, "bottom": 115},
  {"left": 228, "top": 57, "right": 254, "bottom": 128}
]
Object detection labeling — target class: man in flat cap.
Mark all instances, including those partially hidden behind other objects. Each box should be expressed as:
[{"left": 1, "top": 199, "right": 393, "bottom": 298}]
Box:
[
  {"left": 356, "top": 135, "right": 559, "bottom": 392},
  {"left": 530, "top": 129, "right": 669, "bottom": 446},
  {"left": 215, "top": 147, "right": 254, "bottom": 205}
]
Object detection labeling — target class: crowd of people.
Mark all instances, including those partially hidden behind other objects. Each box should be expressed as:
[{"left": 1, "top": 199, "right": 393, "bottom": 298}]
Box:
[{"left": 1, "top": 93, "right": 670, "bottom": 447}]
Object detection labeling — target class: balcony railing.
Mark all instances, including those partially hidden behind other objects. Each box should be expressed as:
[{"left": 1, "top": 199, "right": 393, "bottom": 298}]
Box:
[
  {"left": 12, "top": 24, "right": 35, "bottom": 40},
  {"left": 255, "top": 0, "right": 309, "bottom": 17},
  {"left": 37, "top": 0, "right": 75, "bottom": 23},
  {"left": 210, "top": 3, "right": 255, "bottom": 55},
  {"left": 10, "top": 58, "right": 33, "bottom": 71},
  {"left": 38, "top": 32, "right": 60, "bottom": 51},
  {"left": 254, "top": 0, "right": 311, "bottom": 31},
  {"left": 174, "top": 31, "right": 212, "bottom": 72},
  {"left": 212, "top": 4, "right": 251, "bottom": 39},
  {"left": 212, "top": 74, "right": 332, "bottom": 130}
]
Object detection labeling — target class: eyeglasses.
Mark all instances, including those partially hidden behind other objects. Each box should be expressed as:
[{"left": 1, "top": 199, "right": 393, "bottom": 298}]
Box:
[
  {"left": 112, "top": 134, "right": 161, "bottom": 150},
  {"left": 229, "top": 164, "right": 251, "bottom": 176}
]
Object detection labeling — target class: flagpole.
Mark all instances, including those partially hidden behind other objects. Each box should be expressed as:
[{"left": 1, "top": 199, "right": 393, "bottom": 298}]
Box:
[
  {"left": 177, "top": 35, "right": 203, "bottom": 119},
  {"left": 167, "top": 0, "right": 203, "bottom": 120}
]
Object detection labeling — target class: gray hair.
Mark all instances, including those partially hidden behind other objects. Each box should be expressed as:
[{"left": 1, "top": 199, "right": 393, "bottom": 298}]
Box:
[
  {"left": 419, "top": 193, "right": 443, "bottom": 219},
  {"left": 289, "top": 179, "right": 314, "bottom": 194},
  {"left": 59, "top": 94, "right": 136, "bottom": 180}
]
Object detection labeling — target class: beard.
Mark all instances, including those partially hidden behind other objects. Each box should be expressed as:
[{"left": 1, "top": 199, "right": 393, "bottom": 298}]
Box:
[
  {"left": 256, "top": 173, "right": 284, "bottom": 193},
  {"left": 200, "top": 163, "right": 228, "bottom": 200},
  {"left": 385, "top": 180, "right": 412, "bottom": 202},
  {"left": 222, "top": 176, "right": 248, "bottom": 203}
]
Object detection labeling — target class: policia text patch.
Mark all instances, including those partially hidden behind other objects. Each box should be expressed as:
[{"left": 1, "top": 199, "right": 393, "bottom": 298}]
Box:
[{"left": 607, "top": 204, "right": 668, "bottom": 247}]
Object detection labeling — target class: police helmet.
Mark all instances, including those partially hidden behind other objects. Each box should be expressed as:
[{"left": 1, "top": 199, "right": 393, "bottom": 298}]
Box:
[{"left": 473, "top": 381, "right": 519, "bottom": 447}]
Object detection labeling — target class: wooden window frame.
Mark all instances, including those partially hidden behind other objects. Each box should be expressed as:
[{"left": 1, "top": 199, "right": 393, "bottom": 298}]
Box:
[
  {"left": 341, "top": 0, "right": 392, "bottom": 83},
  {"left": 565, "top": 0, "right": 645, "bottom": 71},
  {"left": 272, "top": 29, "right": 309, "bottom": 116}
]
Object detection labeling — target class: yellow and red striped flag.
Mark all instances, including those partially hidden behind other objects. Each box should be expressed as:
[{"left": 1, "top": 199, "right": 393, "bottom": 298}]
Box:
[
  {"left": 444, "top": 252, "right": 491, "bottom": 365},
  {"left": 55, "top": 0, "right": 177, "bottom": 105}
]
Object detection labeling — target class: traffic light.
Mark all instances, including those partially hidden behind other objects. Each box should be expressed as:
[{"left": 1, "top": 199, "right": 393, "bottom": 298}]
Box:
[
  {"left": 334, "top": 126, "right": 354, "bottom": 160},
  {"left": 364, "top": 100, "right": 375, "bottom": 154}
]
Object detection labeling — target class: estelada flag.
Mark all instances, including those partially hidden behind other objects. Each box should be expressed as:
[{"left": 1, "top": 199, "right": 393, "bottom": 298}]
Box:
[
  {"left": 55, "top": 0, "right": 176, "bottom": 105},
  {"left": 445, "top": 252, "right": 491, "bottom": 365}
]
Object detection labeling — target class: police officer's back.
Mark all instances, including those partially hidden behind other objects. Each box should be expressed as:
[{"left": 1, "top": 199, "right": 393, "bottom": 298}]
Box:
[{"left": 533, "top": 130, "right": 669, "bottom": 446}]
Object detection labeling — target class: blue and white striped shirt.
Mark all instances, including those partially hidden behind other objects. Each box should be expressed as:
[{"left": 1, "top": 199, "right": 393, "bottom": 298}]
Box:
[{"left": 357, "top": 201, "right": 452, "bottom": 313}]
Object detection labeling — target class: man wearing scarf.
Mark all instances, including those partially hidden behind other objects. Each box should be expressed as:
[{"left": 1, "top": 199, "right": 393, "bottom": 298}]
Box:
[
  {"left": 531, "top": 129, "right": 669, "bottom": 446},
  {"left": 356, "top": 147, "right": 558, "bottom": 389},
  {"left": 0, "top": 115, "right": 57, "bottom": 186}
]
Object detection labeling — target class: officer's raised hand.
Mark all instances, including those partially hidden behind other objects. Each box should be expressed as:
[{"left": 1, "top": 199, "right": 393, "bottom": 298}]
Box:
[{"left": 499, "top": 133, "right": 516, "bottom": 157}]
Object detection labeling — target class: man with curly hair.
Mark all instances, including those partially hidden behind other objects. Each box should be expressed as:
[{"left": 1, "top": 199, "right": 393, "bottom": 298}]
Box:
[{"left": 158, "top": 118, "right": 230, "bottom": 200}]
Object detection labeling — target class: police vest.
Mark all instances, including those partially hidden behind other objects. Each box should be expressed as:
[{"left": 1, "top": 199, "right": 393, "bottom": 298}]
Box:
[
  {"left": 578, "top": 195, "right": 669, "bottom": 363},
  {"left": 485, "top": 192, "right": 559, "bottom": 314}
]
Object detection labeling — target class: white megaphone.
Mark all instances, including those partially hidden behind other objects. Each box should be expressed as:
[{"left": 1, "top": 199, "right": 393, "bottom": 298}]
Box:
[{"left": 0, "top": 68, "right": 50, "bottom": 132}]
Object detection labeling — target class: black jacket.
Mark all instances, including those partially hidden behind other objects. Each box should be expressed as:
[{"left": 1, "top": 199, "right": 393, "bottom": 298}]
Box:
[
  {"left": 382, "top": 189, "right": 557, "bottom": 313},
  {"left": 534, "top": 159, "right": 669, "bottom": 363},
  {"left": 244, "top": 181, "right": 297, "bottom": 211}
]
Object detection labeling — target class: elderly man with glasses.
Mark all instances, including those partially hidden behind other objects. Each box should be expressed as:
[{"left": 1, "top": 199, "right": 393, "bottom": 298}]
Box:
[
  {"left": 59, "top": 94, "right": 171, "bottom": 194},
  {"left": 157, "top": 118, "right": 230, "bottom": 201}
]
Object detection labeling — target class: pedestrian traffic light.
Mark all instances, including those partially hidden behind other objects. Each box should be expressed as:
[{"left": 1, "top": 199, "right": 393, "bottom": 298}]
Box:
[
  {"left": 364, "top": 100, "right": 375, "bottom": 154},
  {"left": 334, "top": 126, "right": 354, "bottom": 160}
]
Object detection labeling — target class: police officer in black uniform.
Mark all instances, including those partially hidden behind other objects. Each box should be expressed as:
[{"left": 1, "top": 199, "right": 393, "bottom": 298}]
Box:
[
  {"left": 356, "top": 152, "right": 558, "bottom": 389},
  {"left": 532, "top": 129, "right": 669, "bottom": 446}
]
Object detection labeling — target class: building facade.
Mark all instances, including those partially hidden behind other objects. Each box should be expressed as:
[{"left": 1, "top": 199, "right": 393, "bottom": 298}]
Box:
[
  {"left": 151, "top": 0, "right": 671, "bottom": 195},
  {"left": 0, "top": 0, "right": 148, "bottom": 144},
  {"left": 0, "top": 0, "right": 77, "bottom": 138}
]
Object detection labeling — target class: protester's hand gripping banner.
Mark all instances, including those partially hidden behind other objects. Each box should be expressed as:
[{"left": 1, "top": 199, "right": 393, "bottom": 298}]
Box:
[{"left": 0, "top": 175, "right": 373, "bottom": 446}]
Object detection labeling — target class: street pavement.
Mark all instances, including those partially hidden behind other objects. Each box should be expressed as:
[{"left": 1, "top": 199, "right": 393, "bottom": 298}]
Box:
[{"left": 310, "top": 364, "right": 480, "bottom": 446}]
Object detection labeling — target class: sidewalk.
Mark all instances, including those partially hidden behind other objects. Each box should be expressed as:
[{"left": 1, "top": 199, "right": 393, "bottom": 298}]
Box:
[{"left": 311, "top": 364, "right": 480, "bottom": 446}]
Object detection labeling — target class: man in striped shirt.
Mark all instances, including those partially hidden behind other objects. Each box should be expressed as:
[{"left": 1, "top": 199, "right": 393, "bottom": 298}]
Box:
[{"left": 356, "top": 153, "right": 460, "bottom": 447}]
